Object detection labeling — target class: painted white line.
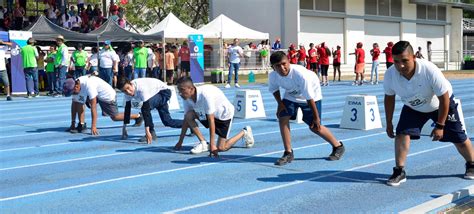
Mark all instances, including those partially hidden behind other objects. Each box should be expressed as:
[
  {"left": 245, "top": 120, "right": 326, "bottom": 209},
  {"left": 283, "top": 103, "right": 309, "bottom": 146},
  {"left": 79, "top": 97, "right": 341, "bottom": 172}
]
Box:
[
  {"left": 0, "top": 131, "right": 387, "bottom": 201},
  {"left": 164, "top": 144, "right": 453, "bottom": 213},
  {"left": 0, "top": 141, "right": 84, "bottom": 152},
  {"left": 400, "top": 185, "right": 474, "bottom": 214}
]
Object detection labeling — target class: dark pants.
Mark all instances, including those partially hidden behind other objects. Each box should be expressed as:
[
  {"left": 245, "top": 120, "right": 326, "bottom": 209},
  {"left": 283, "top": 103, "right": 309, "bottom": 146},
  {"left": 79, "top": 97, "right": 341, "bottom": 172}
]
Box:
[
  {"left": 74, "top": 66, "right": 86, "bottom": 79},
  {"left": 24, "top": 67, "right": 39, "bottom": 95},
  {"left": 141, "top": 89, "right": 183, "bottom": 132},
  {"left": 57, "top": 66, "right": 68, "bottom": 94},
  {"left": 124, "top": 65, "right": 133, "bottom": 80},
  {"left": 46, "top": 72, "right": 56, "bottom": 93},
  {"left": 99, "top": 67, "right": 113, "bottom": 86}
]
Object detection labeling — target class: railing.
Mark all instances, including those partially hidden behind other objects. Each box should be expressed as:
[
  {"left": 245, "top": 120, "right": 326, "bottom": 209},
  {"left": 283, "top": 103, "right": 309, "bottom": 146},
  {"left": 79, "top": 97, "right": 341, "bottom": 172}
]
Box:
[{"left": 463, "top": 18, "right": 474, "bottom": 30}]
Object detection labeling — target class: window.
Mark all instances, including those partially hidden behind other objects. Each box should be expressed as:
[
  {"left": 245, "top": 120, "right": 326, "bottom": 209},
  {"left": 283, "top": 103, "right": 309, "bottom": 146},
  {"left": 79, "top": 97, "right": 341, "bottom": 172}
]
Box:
[
  {"left": 300, "top": 0, "right": 345, "bottom": 12},
  {"left": 300, "top": 0, "right": 314, "bottom": 10},
  {"left": 316, "top": 0, "right": 330, "bottom": 11},
  {"left": 364, "top": 0, "right": 401, "bottom": 17},
  {"left": 332, "top": 0, "right": 345, "bottom": 12},
  {"left": 416, "top": 4, "right": 447, "bottom": 21}
]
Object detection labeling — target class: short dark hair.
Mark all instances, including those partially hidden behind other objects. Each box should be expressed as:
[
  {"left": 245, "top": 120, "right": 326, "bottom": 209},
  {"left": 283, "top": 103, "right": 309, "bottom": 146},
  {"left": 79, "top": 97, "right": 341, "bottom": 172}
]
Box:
[
  {"left": 392, "top": 41, "right": 414, "bottom": 55},
  {"left": 116, "top": 77, "right": 132, "bottom": 90},
  {"left": 176, "top": 76, "right": 194, "bottom": 86},
  {"left": 270, "top": 51, "right": 288, "bottom": 65}
]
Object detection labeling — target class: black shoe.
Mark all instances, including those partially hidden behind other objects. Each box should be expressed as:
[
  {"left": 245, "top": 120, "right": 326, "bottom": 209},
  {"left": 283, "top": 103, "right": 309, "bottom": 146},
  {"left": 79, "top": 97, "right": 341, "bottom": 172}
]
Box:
[
  {"left": 274, "top": 150, "right": 294, "bottom": 166},
  {"left": 138, "top": 131, "right": 158, "bottom": 142},
  {"left": 6, "top": 96, "right": 12, "bottom": 101},
  {"left": 76, "top": 123, "right": 88, "bottom": 133},
  {"left": 68, "top": 126, "right": 78, "bottom": 134},
  {"left": 328, "top": 142, "right": 345, "bottom": 161},
  {"left": 133, "top": 114, "right": 143, "bottom": 127},
  {"left": 465, "top": 162, "right": 474, "bottom": 180},
  {"left": 387, "top": 167, "right": 407, "bottom": 186}
]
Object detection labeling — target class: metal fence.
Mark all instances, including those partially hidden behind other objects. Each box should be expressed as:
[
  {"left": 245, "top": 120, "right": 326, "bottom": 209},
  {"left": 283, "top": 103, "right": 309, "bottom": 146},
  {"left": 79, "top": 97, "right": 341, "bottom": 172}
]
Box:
[{"left": 203, "top": 47, "right": 274, "bottom": 71}]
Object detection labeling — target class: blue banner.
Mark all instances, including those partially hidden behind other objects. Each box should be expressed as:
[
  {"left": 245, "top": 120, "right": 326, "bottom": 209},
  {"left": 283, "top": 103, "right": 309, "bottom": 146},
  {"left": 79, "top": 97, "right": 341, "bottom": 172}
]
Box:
[
  {"left": 0, "top": 31, "right": 9, "bottom": 41},
  {"left": 188, "top": 34, "right": 204, "bottom": 83},
  {"left": 9, "top": 31, "right": 32, "bottom": 94}
]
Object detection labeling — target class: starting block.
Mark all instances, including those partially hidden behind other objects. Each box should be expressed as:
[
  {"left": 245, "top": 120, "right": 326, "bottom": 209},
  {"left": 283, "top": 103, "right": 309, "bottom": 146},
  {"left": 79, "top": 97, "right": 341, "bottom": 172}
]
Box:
[
  {"left": 340, "top": 95, "right": 382, "bottom": 130},
  {"left": 454, "top": 98, "right": 467, "bottom": 134},
  {"left": 167, "top": 86, "right": 180, "bottom": 110},
  {"left": 233, "top": 89, "right": 266, "bottom": 119}
]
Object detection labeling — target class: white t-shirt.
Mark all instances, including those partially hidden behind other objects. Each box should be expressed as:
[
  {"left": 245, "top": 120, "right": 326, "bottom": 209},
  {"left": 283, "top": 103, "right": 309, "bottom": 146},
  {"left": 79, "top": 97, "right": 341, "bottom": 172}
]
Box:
[
  {"left": 228, "top": 45, "right": 243, "bottom": 64},
  {"left": 183, "top": 85, "right": 234, "bottom": 121},
  {"left": 124, "top": 78, "right": 168, "bottom": 102},
  {"left": 268, "top": 64, "right": 322, "bottom": 103},
  {"left": 0, "top": 49, "right": 6, "bottom": 71},
  {"left": 89, "top": 53, "right": 98, "bottom": 67},
  {"left": 99, "top": 49, "right": 119, "bottom": 68},
  {"left": 75, "top": 75, "right": 116, "bottom": 103},
  {"left": 383, "top": 59, "right": 452, "bottom": 113}
]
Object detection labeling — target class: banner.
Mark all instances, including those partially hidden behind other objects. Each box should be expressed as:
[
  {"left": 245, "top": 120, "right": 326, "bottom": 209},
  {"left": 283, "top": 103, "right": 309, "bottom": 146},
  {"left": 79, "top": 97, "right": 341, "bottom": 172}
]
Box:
[
  {"left": 9, "top": 30, "right": 31, "bottom": 94},
  {"left": 188, "top": 34, "right": 204, "bottom": 83}
]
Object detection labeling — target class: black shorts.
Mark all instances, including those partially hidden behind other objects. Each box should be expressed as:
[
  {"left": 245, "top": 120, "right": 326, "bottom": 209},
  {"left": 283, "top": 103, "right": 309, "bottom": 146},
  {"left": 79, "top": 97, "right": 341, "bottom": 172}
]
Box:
[
  {"left": 333, "top": 62, "right": 341, "bottom": 66},
  {"left": 278, "top": 99, "right": 322, "bottom": 126},
  {"left": 396, "top": 97, "right": 467, "bottom": 143},
  {"left": 181, "top": 61, "right": 190, "bottom": 71},
  {"left": 310, "top": 63, "right": 318, "bottom": 70},
  {"left": 98, "top": 99, "right": 119, "bottom": 117},
  {"left": 200, "top": 116, "right": 233, "bottom": 138},
  {"left": 320, "top": 64, "right": 329, "bottom": 76}
]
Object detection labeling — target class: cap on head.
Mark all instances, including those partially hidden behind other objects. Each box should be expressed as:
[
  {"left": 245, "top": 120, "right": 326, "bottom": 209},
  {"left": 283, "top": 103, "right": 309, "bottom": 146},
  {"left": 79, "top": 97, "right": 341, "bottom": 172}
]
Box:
[
  {"left": 104, "top": 40, "right": 111, "bottom": 45},
  {"left": 27, "top": 37, "right": 35, "bottom": 44},
  {"left": 62, "top": 78, "right": 76, "bottom": 97}
]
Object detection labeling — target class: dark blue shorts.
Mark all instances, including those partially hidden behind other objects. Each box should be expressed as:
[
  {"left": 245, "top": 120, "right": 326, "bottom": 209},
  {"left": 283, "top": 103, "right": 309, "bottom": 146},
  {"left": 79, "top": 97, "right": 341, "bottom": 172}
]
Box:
[
  {"left": 278, "top": 99, "right": 322, "bottom": 126},
  {"left": 396, "top": 96, "right": 467, "bottom": 143}
]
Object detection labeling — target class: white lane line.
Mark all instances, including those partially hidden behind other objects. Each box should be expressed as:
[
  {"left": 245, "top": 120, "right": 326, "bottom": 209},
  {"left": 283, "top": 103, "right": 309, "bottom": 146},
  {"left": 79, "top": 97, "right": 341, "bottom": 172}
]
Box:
[
  {"left": 164, "top": 144, "right": 453, "bottom": 213},
  {"left": 0, "top": 131, "right": 386, "bottom": 201}
]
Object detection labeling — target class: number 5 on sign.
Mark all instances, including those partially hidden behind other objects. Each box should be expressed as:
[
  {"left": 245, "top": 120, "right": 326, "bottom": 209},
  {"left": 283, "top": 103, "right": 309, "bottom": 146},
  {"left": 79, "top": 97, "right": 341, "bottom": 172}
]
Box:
[
  {"left": 340, "top": 95, "right": 382, "bottom": 130},
  {"left": 233, "top": 89, "right": 266, "bottom": 119}
]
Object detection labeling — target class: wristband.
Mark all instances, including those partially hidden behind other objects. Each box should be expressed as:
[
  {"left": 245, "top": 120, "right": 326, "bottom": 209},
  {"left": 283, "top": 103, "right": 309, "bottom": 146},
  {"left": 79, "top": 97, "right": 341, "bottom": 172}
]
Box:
[{"left": 434, "top": 122, "right": 445, "bottom": 129}]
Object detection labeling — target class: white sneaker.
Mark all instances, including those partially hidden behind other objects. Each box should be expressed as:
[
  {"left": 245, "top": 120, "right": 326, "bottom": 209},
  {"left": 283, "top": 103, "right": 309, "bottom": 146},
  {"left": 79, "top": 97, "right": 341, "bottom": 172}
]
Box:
[
  {"left": 235, "top": 83, "right": 240, "bottom": 88},
  {"left": 225, "top": 84, "right": 231, "bottom": 88},
  {"left": 190, "top": 141, "right": 208, "bottom": 154},
  {"left": 243, "top": 126, "right": 255, "bottom": 148}
]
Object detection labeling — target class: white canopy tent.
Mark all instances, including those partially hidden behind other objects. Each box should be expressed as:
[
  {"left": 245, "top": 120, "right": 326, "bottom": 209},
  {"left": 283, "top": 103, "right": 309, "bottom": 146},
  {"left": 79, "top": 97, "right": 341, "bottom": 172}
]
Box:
[
  {"left": 144, "top": 12, "right": 200, "bottom": 39},
  {"left": 198, "top": 14, "right": 269, "bottom": 42}
]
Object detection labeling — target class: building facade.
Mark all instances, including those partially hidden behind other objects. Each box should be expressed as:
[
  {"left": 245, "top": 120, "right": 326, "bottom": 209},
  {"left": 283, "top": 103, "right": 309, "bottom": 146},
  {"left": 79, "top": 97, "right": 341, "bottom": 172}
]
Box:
[{"left": 210, "top": 0, "right": 469, "bottom": 66}]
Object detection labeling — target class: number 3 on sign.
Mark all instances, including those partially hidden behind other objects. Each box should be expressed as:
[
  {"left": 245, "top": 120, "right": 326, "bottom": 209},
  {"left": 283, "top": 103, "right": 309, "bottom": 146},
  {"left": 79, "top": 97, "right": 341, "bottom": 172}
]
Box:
[
  {"left": 350, "top": 108, "right": 357, "bottom": 122},
  {"left": 370, "top": 108, "right": 375, "bottom": 121}
]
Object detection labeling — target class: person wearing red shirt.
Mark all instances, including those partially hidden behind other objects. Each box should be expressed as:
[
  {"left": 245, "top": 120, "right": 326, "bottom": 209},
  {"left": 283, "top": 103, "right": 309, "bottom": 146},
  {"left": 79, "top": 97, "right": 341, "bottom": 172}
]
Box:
[
  {"left": 317, "top": 42, "right": 330, "bottom": 86},
  {"left": 349, "top": 42, "right": 365, "bottom": 86},
  {"left": 332, "top": 45, "right": 341, "bottom": 82},
  {"left": 370, "top": 43, "right": 380, "bottom": 84},
  {"left": 287, "top": 44, "right": 298, "bottom": 64},
  {"left": 308, "top": 43, "right": 318, "bottom": 74},
  {"left": 383, "top": 41, "right": 394, "bottom": 69},
  {"left": 178, "top": 41, "right": 190, "bottom": 77},
  {"left": 297, "top": 44, "right": 307, "bottom": 67}
]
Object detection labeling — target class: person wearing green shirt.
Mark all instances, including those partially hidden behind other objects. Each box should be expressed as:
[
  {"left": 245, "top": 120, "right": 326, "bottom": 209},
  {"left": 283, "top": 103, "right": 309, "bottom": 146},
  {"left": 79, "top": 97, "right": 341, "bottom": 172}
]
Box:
[
  {"left": 55, "top": 35, "right": 69, "bottom": 96},
  {"left": 20, "top": 37, "right": 39, "bottom": 98},
  {"left": 133, "top": 40, "right": 148, "bottom": 79},
  {"left": 71, "top": 43, "right": 88, "bottom": 78},
  {"left": 45, "top": 45, "right": 57, "bottom": 96}
]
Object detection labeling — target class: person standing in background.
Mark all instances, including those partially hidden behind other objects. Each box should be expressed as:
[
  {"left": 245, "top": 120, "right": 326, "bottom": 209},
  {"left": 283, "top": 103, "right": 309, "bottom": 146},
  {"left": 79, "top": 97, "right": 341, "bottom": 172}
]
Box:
[
  {"left": 55, "top": 35, "right": 69, "bottom": 96},
  {"left": 308, "top": 43, "right": 318, "bottom": 75},
  {"left": 71, "top": 43, "right": 88, "bottom": 78},
  {"left": 297, "top": 44, "right": 306, "bottom": 68},
  {"left": 0, "top": 40, "right": 13, "bottom": 100},
  {"left": 427, "top": 41, "right": 432, "bottom": 62},
  {"left": 332, "top": 45, "right": 341, "bottom": 82},
  {"left": 370, "top": 43, "right": 380, "bottom": 85},
  {"left": 178, "top": 41, "right": 190, "bottom": 77},
  {"left": 20, "top": 38, "right": 39, "bottom": 98},
  {"left": 383, "top": 42, "right": 394, "bottom": 69},
  {"left": 225, "top": 38, "right": 243, "bottom": 88},
  {"left": 45, "top": 45, "right": 57, "bottom": 96},
  {"left": 165, "top": 46, "right": 175, "bottom": 85}
]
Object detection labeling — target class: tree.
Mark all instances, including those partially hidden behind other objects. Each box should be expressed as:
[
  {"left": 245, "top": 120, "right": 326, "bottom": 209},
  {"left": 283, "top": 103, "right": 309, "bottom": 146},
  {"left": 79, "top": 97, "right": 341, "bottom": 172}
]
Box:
[
  {"left": 462, "top": 0, "right": 474, "bottom": 18},
  {"left": 121, "top": 0, "right": 209, "bottom": 32}
]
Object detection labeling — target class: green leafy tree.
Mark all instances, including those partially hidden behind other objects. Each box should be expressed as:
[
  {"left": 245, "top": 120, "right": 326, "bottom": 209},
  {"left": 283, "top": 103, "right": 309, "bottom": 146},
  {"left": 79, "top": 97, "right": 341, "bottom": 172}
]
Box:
[{"left": 122, "top": 0, "right": 209, "bottom": 32}]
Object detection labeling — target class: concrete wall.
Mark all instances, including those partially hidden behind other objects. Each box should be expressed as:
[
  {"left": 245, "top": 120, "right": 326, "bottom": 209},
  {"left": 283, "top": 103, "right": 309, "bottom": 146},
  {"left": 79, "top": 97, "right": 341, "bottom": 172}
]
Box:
[{"left": 450, "top": 8, "right": 463, "bottom": 62}]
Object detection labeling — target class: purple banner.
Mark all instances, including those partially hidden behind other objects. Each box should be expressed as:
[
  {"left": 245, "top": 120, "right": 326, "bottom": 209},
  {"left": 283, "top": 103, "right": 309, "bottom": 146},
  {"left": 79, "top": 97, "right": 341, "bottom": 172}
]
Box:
[
  {"left": 9, "top": 31, "right": 31, "bottom": 94},
  {"left": 188, "top": 34, "right": 204, "bottom": 83}
]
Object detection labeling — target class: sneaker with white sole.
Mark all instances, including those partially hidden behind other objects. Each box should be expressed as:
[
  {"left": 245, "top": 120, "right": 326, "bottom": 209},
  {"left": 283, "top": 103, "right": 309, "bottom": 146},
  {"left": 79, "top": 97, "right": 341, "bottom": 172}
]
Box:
[
  {"left": 225, "top": 84, "right": 231, "bottom": 88},
  {"left": 387, "top": 167, "right": 407, "bottom": 186},
  {"left": 465, "top": 162, "right": 474, "bottom": 179},
  {"left": 235, "top": 83, "right": 240, "bottom": 88},
  {"left": 190, "top": 141, "right": 209, "bottom": 154},
  {"left": 243, "top": 126, "right": 254, "bottom": 148}
]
